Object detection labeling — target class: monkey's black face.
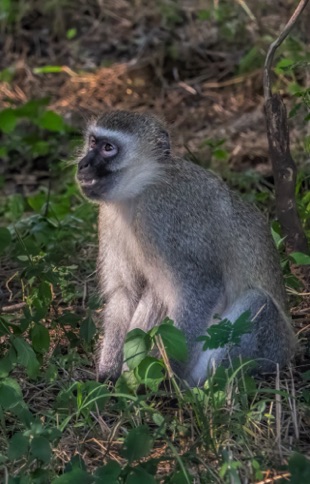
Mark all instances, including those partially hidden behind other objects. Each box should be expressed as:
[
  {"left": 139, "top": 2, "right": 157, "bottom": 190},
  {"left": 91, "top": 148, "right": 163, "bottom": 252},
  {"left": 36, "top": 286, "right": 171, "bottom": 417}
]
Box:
[{"left": 77, "top": 135, "right": 122, "bottom": 201}]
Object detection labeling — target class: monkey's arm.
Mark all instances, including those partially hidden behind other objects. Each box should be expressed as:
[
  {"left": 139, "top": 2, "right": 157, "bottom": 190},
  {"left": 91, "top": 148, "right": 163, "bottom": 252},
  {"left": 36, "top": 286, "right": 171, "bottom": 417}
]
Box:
[
  {"left": 128, "top": 287, "right": 167, "bottom": 332},
  {"left": 98, "top": 288, "right": 134, "bottom": 382}
]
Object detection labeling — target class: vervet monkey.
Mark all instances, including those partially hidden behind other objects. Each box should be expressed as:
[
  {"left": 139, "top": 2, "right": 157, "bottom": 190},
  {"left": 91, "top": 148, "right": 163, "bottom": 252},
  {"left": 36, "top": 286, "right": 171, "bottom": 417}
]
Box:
[{"left": 76, "top": 110, "right": 295, "bottom": 386}]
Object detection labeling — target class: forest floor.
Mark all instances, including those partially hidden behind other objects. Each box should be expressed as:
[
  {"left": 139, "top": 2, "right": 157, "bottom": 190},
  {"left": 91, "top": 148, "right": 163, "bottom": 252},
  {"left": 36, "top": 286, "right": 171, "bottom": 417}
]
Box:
[{"left": 0, "top": 1, "right": 310, "bottom": 482}]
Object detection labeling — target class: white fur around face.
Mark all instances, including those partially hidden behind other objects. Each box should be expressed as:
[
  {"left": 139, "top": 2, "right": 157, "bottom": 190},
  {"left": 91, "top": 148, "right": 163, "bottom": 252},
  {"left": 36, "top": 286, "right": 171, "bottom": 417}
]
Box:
[{"left": 87, "top": 125, "right": 165, "bottom": 202}]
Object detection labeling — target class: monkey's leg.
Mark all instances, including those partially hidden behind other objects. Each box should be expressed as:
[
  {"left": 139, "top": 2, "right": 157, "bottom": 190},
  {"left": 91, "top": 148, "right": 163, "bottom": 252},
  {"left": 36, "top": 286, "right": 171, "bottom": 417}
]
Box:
[
  {"left": 98, "top": 289, "right": 135, "bottom": 382},
  {"left": 191, "top": 289, "right": 296, "bottom": 385}
]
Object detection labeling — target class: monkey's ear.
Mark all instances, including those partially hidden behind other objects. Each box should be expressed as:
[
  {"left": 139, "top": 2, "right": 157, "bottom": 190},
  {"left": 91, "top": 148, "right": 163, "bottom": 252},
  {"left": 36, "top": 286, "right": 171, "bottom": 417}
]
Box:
[{"left": 157, "top": 129, "right": 170, "bottom": 155}]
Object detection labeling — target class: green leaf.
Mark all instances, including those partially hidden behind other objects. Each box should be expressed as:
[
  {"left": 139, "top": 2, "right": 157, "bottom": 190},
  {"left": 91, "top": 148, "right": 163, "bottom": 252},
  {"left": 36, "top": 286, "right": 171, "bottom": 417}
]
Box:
[
  {"left": 124, "top": 328, "right": 151, "bottom": 370},
  {"left": 0, "top": 227, "right": 11, "bottom": 253},
  {"left": 16, "top": 98, "right": 49, "bottom": 119},
  {"left": 30, "top": 323, "right": 50, "bottom": 353},
  {"left": 27, "top": 192, "right": 47, "bottom": 212},
  {"left": 30, "top": 436, "right": 52, "bottom": 463},
  {"left": 197, "top": 9, "right": 211, "bottom": 21},
  {"left": 115, "top": 370, "right": 140, "bottom": 394},
  {"left": 0, "top": 67, "right": 14, "bottom": 83},
  {"left": 37, "top": 281, "right": 53, "bottom": 306},
  {"left": 288, "top": 453, "right": 310, "bottom": 484},
  {"left": 213, "top": 148, "right": 229, "bottom": 161},
  {"left": 80, "top": 381, "right": 109, "bottom": 412},
  {"left": 238, "top": 46, "right": 264, "bottom": 74},
  {"left": 33, "top": 66, "right": 63, "bottom": 74},
  {"left": 8, "top": 433, "right": 29, "bottom": 460},
  {"left": 0, "top": 377, "right": 23, "bottom": 409},
  {"left": 58, "top": 312, "right": 81, "bottom": 327},
  {"left": 135, "top": 356, "right": 165, "bottom": 391},
  {"left": 0, "top": 346, "right": 17, "bottom": 377},
  {"left": 79, "top": 315, "right": 97, "bottom": 343},
  {"left": 198, "top": 311, "right": 251, "bottom": 350},
  {"left": 66, "top": 28, "right": 77, "bottom": 40},
  {"left": 7, "top": 193, "right": 24, "bottom": 221},
  {"left": 52, "top": 469, "right": 93, "bottom": 484},
  {"left": 289, "top": 252, "right": 310, "bottom": 265},
  {"left": 121, "top": 425, "right": 154, "bottom": 463},
  {"left": 12, "top": 337, "right": 40, "bottom": 378},
  {"left": 126, "top": 468, "right": 156, "bottom": 484},
  {"left": 37, "top": 110, "right": 65, "bottom": 132},
  {"left": 0, "top": 108, "right": 17, "bottom": 133},
  {"left": 156, "top": 323, "right": 188, "bottom": 362},
  {"left": 64, "top": 454, "right": 87, "bottom": 472},
  {"left": 274, "top": 58, "right": 295, "bottom": 74},
  {"left": 170, "top": 470, "right": 192, "bottom": 484},
  {"left": 94, "top": 461, "right": 122, "bottom": 483}
]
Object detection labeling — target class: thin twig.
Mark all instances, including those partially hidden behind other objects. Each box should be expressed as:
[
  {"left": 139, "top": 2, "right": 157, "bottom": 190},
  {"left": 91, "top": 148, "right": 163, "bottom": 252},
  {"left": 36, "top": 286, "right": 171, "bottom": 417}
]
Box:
[
  {"left": 264, "top": 0, "right": 309, "bottom": 99},
  {"left": 1, "top": 302, "right": 27, "bottom": 313}
]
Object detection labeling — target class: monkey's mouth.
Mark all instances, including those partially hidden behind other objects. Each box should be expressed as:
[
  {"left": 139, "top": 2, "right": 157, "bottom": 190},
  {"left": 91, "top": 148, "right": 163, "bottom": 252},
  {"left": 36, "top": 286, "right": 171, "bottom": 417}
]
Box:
[{"left": 79, "top": 178, "right": 97, "bottom": 187}]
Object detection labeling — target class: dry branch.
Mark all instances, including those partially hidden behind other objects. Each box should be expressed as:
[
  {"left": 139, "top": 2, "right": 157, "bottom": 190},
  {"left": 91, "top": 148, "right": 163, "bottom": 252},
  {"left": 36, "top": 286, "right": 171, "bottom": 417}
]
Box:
[{"left": 263, "top": 0, "right": 309, "bottom": 256}]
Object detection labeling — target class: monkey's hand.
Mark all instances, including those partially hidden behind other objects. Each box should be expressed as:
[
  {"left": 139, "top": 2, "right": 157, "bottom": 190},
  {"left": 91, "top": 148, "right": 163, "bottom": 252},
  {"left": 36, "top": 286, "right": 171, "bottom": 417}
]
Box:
[{"left": 97, "top": 358, "right": 122, "bottom": 383}]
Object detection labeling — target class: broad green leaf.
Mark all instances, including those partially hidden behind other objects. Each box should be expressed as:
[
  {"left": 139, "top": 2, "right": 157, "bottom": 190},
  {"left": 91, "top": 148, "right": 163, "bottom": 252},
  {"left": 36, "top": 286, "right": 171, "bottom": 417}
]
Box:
[
  {"left": 30, "top": 323, "right": 50, "bottom": 353},
  {"left": 38, "top": 110, "right": 65, "bottom": 132},
  {"left": 64, "top": 454, "right": 87, "bottom": 472},
  {"left": 275, "top": 58, "right": 294, "bottom": 74},
  {"left": 30, "top": 436, "right": 52, "bottom": 463},
  {"left": 288, "top": 453, "right": 310, "bottom": 484},
  {"left": 0, "top": 377, "right": 23, "bottom": 409},
  {"left": 7, "top": 193, "right": 24, "bottom": 221},
  {"left": 12, "top": 337, "right": 40, "bottom": 378},
  {"left": 115, "top": 369, "right": 140, "bottom": 394},
  {"left": 170, "top": 470, "right": 193, "bottom": 484},
  {"left": 0, "top": 315, "right": 12, "bottom": 336},
  {"left": 0, "top": 227, "right": 11, "bottom": 252},
  {"left": 52, "top": 469, "right": 93, "bottom": 484},
  {"left": 79, "top": 315, "right": 97, "bottom": 343},
  {"left": 16, "top": 98, "right": 49, "bottom": 119},
  {"left": 94, "top": 461, "right": 122, "bottom": 483},
  {"left": 58, "top": 312, "right": 81, "bottom": 327},
  {"left": 124, "top": 328, "right": 151, "bottom": 370},
  {"left": 289, "top": 252, "right": 310, "bottom": 265},
  {"left": 156, "top": 323, "right": 188, "bottom": 362},
  {"left": 121, "top": 425, "right": 153, "bottom": 463},
  {"left": 0, "top": 346, "right": 17, "bottom": 377},
  {"left": 37, "top": 281, "right": 53, "bottom": 306},
  {"left": 135, "top": 356, "right": 165, "bottom": 391},
  {"left": 0, "top": 108, "right": 17, "bottom": 133},
  {"left": 8, "top": 433, "right": 29, "bottom": 460},
  {"left": 27, "top": 192, "right": 47, "bottom": 212},
  {"left": 126, "top": 468, "right": 156, "bottom": 484}
]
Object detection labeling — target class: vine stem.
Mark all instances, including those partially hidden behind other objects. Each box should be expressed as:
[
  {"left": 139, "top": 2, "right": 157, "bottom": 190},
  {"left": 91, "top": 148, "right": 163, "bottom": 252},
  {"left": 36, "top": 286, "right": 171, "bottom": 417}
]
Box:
[{"left": 264, "top": 0, "right": 309, "bottom": 99}]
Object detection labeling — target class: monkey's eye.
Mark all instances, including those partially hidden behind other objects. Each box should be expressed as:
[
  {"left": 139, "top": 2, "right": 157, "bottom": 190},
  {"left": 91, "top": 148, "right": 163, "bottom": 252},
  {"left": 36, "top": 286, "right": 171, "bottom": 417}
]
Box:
[
  {"left": 89, "top": 136, "right": 96, "bottom": 149},
  {"left": 101, "top": 142, "right": 118, "bottom": 157}
]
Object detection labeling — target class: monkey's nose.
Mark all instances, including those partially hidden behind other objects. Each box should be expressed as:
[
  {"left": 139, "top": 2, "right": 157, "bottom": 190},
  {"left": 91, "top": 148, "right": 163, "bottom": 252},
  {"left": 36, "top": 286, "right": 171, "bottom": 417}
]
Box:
[{"left": 78, "top": 156, "right": 90, "bottom": 172}]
